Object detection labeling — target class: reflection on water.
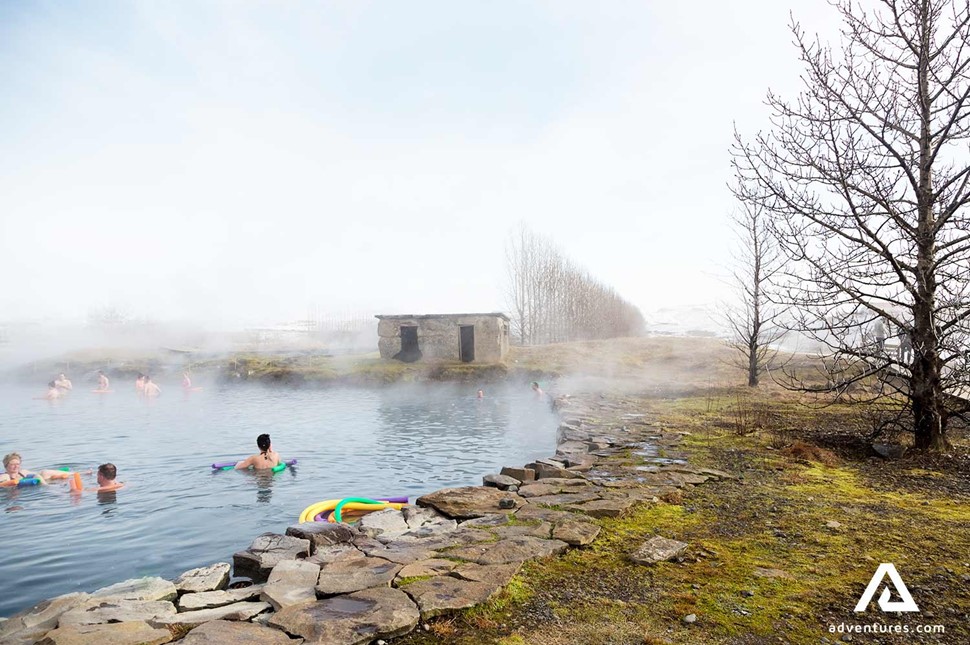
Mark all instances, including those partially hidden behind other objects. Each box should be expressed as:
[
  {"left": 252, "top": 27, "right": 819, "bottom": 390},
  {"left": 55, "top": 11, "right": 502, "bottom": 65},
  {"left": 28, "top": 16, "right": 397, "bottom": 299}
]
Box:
[{"left": 0, "top": 381, "right": 556, "bottom": 617}]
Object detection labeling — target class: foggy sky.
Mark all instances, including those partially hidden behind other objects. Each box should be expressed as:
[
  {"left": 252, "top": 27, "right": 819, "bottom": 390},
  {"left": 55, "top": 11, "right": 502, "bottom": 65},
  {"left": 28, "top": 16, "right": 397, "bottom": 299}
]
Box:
[{"left": 0, "top": 1, "right": 840, "bottom": 328}]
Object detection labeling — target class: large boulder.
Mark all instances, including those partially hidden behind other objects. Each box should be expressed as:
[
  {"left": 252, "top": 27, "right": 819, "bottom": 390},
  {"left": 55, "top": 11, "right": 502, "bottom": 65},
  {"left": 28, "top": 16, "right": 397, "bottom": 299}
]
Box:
[
  {"left": 233, "top": 533, "right": 310, "bottom": 582},
  {"left": 268, "top": 587, "right": 419, "bottom": 644},
  {"left": 36, "top": 621, "right": 173, "bottom": 645},
  {"left": 174, "top": 564, "right": 231, "bottom": 594},
  {"left": 177, "top": 620, "right": 299, "bottom": 645},
  {"left": 416, "top": 487, "right": 524, "bottom": 519}
]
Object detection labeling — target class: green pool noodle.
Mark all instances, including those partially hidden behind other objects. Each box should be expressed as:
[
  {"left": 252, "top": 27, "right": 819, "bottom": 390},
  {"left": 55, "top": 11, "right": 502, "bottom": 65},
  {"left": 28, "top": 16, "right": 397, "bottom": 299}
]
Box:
[{"left": 333, "top": 497, "right": 385, "bottom": 523}]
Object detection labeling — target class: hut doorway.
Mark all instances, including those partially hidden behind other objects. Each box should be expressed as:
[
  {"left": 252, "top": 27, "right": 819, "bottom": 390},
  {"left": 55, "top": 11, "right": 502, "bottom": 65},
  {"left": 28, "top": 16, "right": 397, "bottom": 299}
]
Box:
[
  {"left": 459, "top": 325, "right": 475, "bottom": 362},
  {"left": 396, "top": 325, "right": 421, "bottom": 362}
]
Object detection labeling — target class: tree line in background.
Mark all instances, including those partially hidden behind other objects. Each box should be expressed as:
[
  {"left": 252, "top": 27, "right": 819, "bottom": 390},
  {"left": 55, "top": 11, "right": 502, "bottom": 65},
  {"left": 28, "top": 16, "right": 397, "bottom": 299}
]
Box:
[
  {"left": 505, "top": 224, "right": 644, "bottom": 345},
  {"left": 729, "top": 0, "right": 970, "bottom": 451}
]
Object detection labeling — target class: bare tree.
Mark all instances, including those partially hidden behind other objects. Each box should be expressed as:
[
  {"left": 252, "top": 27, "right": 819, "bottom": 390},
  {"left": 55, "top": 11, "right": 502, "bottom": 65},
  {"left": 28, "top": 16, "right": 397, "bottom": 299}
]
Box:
[
  {"left": 733, "top": 0, "right": 970, "bottom": 450},
  {"left": 505, "top": 224, "right": 644, "bottom": 343},
  {"left": 724, "top": 199, "right": 786, "bottom": 386}
]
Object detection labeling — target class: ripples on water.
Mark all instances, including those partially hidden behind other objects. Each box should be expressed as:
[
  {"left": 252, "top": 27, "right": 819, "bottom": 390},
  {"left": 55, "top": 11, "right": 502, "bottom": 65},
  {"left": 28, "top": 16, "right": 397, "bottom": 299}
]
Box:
[{"left": 0, "top": 381, "right": 558, "bottom": 617}]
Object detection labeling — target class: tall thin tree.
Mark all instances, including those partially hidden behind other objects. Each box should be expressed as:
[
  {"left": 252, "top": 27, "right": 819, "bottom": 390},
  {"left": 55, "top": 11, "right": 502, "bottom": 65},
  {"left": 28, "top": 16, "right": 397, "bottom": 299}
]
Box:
[{"left": 724, "top": 199, "right": 785, "bottom": 386}]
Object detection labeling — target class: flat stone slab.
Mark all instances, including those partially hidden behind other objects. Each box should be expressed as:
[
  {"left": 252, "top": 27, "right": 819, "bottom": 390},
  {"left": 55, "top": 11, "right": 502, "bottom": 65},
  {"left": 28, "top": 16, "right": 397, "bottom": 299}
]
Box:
[
  {"left": 0, "top": 593, "right": 91, "bottom": 643},
  {"left": 416, "top": 486, "right": 524, "bottom": 519},
  {"left": 451, "top": 563, "right": 522, "bottom": 587},
  {"left": 445, "top": 536, "right": 569, "bottom": 565},
  {"left": 316, "top": 555, "right": 402, "bottom": 596},
  {"left": 527, "top": 461, "right": 583, "bottom": 480},
  {"left": 552, "top": 519, "right": 601, "bottom": 546},
  {"left": 174, "top": 563, "right": 231, "bottom": 594},
  {"left": 500, "top": 467, "right": 535, "bottom": 482},
  {"left": 383, "top": 527, "right": 495, "bottom": 553},
  {"left": 92, "top": 577, "right": 177, "bottom": 603},
  {"left": 399, "top": 576, "right": 502, "bottom": 619},
  {"left": 353, "top": 539, "right": 438, "bottom": 565},
  {"left": 58, "top": 599, "right": 176, "bottom": 626},
  {"left": 152, "top": 601, "right": 271, "bottom": 627},
  {"left": 36, "top": 621, "right": 173, "bottom": 645},
  {"left": 305, "top": 543, "right": 360, "bottom": 566},
  {"left": 177, "top": 585, "right": 265, "bottom": 611},
  {"left": 483, "top": 474, "right": 520, "bottom": 490},
  {"left": 178, "top": 619, "right": 300, "bottom": 645},
  {"left": 460, "top": 514, "right": 513, "bottom": 528},
  {"left": 395, "top": 559, "right": 459, "bottom": 581},
  {"left": 233, "top": 533, "right": 311, "bottom": 581},
  {"left": 401, "top": 506, "right": 455, "bottom": 531},
  {"left": 285, "top": 523, "right": 356, "bottom": 551},
  {"left": 488, "top": 522, "right": 553, "bottom": 540},
  {"left": 525, "top": 491, "right": 602, "bottom": 507},
  {"left": 630, "top": 536, "right": 689, "bottom": 564},
  {"left": 513, "top": 505, "right": 600, "bottom": 544},
  {"left": 358, "top": 508, "right": 411, "bottom": 540},
  {"left": 262, "top": 560, "right": 321, "bottom": 610},
  {"left": 268, "top": 587, "right": 419, "bottom": 645}
]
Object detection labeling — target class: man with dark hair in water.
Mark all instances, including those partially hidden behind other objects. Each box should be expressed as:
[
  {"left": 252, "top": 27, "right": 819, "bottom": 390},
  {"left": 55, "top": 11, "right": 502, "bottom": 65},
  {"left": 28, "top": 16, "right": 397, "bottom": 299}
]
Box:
[
  {"left": 235, "top": 433, "right": 282, "bottom": 470},
  {"left": 96, "top": 463, "right": 124, "bottom": 491}
]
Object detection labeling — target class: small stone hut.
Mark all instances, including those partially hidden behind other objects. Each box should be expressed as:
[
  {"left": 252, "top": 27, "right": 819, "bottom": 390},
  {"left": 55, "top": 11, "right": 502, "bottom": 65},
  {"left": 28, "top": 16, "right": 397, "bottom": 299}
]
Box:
[{"left": 376, "top": 313, "right": 511, "bottom": 363}]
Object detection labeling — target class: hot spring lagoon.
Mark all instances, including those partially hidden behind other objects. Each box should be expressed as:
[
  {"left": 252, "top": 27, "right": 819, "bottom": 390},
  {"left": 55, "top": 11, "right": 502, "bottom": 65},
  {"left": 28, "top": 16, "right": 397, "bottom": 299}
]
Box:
[{"left": 0, "top": 380, "right": 558, "bottom": 619}]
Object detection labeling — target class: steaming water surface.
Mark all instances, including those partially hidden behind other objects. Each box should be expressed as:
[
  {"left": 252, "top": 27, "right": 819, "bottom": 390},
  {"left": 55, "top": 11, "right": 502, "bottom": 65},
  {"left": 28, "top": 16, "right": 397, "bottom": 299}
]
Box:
[{"left": 0, "top": 382, "right": 557, "bottom": 618}]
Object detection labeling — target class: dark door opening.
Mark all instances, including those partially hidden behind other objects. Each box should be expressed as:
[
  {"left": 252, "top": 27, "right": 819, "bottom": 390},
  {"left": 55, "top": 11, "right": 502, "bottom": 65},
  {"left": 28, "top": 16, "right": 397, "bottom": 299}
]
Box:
[
  {"left": 394, "top": 325, "right": 422, "bottom": 362},
  {"left": 459, "top": 325, "right": 475, "bottom": 362}
]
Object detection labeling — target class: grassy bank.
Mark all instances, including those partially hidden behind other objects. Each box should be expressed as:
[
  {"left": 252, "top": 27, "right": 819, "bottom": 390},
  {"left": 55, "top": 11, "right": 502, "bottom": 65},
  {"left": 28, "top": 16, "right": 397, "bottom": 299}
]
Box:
[{"left": 390, "top": 340, "right": 969, "bottom": 645}]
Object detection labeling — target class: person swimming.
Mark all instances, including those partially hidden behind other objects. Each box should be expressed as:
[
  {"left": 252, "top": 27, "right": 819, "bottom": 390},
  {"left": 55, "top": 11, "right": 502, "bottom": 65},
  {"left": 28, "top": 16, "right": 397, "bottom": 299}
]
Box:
[
  {"left": 54, "top": 373, "right": 73, "bottom": 390},
  {"left": 531, "top": 381, "right": 545, "bottom": 399},
  {"left": 143, "top": 375, "right": 160, "bottom": 397},
  {"left": 235, "top": 433, "right": 282, "bottom": 470},
  {"left": 477, "top": 389, "right": 485, "bottom": 399},
  {"left": 1, "top": 452, "right": 46, "bottom": 485},
  {"left": 93, "top": 463, "right": 124, "bottom": 492},
  {"left": 43, "top": 381, "right": 61, "bottom": 400},
  {"left": 2, "top": 453, "right": 85, "bottom": 484},
  {"left": 97, "top": 370, "right": 110, "bottom": 391},
  {"left": 135, "top": 373, "right": 145, "bottom": 392},
  {"left": 182, "top": 372, "right": 192, "bottom": 389}
]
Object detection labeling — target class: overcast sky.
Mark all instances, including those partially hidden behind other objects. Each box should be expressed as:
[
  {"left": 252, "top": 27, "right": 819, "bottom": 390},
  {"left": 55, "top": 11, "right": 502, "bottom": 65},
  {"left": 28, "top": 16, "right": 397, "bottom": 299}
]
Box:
[{"left": 0, "top": 0, "right": 840, "bottom": 328}]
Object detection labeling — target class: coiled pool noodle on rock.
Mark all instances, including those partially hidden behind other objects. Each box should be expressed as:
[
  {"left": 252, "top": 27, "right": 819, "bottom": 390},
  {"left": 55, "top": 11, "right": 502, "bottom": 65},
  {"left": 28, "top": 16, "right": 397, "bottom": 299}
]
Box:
[{"left": 297, "top": 498, "right": 407, "bottom": 524}]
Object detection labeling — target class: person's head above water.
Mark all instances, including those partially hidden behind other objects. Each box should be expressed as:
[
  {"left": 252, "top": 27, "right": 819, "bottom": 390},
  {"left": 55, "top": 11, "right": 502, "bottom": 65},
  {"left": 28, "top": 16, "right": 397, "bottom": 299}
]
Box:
[
  {"left": 97, "top": 463, "right": 117, "bottom": 483},
  {"left": 257, "top": 433, "right": 271, "bottom": 454},
  {"left": 3, "top": 453, "right": 22, "bottom": 474},
  {"left": 48, "top": 381, "right": 56, "bottom": 388},
  {"left": 531, "top": 381, "right": 540, "bottom": 389}
]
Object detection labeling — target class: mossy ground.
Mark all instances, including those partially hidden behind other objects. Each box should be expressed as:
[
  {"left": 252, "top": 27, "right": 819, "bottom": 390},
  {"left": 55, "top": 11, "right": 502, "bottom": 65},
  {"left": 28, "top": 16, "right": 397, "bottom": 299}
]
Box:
[{"left": 395, "top": 357, "right": 968, "bottom": 644}]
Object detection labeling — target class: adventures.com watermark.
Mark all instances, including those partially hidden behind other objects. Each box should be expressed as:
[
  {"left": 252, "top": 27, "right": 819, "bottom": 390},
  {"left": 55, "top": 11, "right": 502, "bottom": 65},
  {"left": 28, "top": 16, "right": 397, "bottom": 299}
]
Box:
[{"left": 827, "top": 564, "right": 946, "bottom": 636}]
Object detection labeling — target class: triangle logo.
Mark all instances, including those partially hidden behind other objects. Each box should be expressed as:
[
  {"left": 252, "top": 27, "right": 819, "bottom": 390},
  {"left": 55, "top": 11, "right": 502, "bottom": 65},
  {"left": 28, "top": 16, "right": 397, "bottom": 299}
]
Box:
[{"left": 854, "top": 563, "right": 920, "bottom": 613}]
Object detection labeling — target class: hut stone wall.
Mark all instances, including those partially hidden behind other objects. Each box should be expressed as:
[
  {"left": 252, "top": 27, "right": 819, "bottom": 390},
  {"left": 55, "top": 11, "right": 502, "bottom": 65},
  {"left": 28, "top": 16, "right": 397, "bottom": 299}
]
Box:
[{"left": 376, "top": 313, "right": 510, "bottom": 362}]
